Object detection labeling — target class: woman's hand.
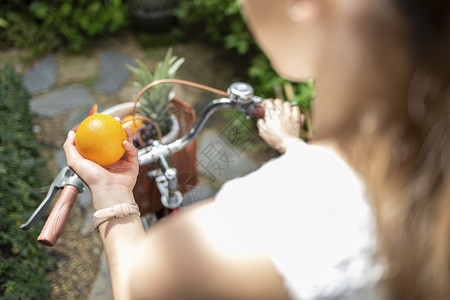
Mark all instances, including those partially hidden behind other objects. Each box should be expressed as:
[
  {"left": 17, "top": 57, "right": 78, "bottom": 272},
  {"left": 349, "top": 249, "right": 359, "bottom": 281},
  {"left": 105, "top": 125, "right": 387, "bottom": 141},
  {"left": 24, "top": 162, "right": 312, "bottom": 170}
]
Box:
[
  {"left": 63, "top": 124, "right": 139, "bottom": 210},
  {"left": 257, "top": 99, "right": 304, "bottom": 153}
]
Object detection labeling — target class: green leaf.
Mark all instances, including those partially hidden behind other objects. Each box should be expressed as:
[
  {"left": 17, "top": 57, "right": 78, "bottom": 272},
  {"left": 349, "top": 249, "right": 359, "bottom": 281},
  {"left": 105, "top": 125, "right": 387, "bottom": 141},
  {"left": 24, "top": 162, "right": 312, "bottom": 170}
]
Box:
[
  {"left": 0, "top": 17, "right": 8, "bottom": 28},
  {"left": 168, "top": 58, "right": 185, "bottom": 76},
  {"left": 29, "top": 1, "right": 50, "bottom": 19},
  {"left": 87, "top": 2, "right": 101, "bottom": 14},
  {"left": 59, "top": 2, "right": 72, "bottom": 17},
  {"left": 138, "top": 60, "right": 153, "bottom": 81},
  {"left": 111, "top": 0, "right": 122, "bottom": 6}
]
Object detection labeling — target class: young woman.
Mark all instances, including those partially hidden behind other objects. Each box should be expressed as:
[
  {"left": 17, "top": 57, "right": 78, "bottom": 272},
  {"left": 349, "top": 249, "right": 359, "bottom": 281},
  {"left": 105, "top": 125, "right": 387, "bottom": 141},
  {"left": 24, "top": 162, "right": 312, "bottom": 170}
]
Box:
[{"left": 64, "top": 0, "right": 449, "bottom": 299}]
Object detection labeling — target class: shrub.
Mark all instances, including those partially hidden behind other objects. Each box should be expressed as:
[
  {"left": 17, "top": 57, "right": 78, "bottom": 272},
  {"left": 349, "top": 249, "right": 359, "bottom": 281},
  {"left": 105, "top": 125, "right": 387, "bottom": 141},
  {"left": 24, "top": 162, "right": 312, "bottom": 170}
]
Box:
[
  {"left": 29, "top": 0, "right": 130, "bottom": 52},
  {"left": 0, "top": 4, "right": 58, "bottom": 56},
  {"left": 176, "top": 0, "right": 314, "bottom": 109},
  {"left": 176, "top": 0, "right": 252, "bottom": 55},
  {"left": 0, "top": 63, "right": 54, "bottom": 299},
  {"left": 0, "top": 0, "right": 129, "bottom": 55}
]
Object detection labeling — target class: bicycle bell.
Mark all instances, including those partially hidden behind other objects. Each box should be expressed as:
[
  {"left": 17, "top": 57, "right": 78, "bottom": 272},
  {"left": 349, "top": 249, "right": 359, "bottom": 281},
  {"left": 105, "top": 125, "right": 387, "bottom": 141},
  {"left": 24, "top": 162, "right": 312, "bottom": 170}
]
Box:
[{"left": 227, "top": 82, "right": 254, "bottom": 104}]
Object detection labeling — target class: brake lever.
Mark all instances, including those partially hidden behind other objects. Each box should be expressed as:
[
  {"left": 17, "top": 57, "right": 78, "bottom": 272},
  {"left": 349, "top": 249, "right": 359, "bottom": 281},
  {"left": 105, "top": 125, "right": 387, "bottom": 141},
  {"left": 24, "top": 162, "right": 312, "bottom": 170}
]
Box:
[{"left": 20, "top": 166, "right": 85, "bottom": 230}]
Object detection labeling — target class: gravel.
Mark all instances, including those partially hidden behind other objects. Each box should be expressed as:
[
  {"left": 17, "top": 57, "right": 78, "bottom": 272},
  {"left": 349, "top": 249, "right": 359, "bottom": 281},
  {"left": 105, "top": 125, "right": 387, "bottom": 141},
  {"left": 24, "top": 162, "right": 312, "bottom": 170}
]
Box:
[{"left": 45, "top": 203, "right": 102, "bottom": 299}]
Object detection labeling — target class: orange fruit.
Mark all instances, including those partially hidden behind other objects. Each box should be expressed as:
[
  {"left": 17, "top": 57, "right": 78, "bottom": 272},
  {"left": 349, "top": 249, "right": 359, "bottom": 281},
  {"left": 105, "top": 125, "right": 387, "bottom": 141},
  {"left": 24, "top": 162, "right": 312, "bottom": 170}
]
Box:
[
  {"left": 75, "top": 114, "right": 127, "bottom": 166},
  {"left": 122, "top": 114, "right": 145, "bottom": 134}
]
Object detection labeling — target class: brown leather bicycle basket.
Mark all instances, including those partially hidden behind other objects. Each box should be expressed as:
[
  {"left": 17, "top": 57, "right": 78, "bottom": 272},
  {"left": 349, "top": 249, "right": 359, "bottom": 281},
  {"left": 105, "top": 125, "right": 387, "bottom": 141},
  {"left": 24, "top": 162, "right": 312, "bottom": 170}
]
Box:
[{"left": 132, "top": 97, "right": 198, "bottom": 216}]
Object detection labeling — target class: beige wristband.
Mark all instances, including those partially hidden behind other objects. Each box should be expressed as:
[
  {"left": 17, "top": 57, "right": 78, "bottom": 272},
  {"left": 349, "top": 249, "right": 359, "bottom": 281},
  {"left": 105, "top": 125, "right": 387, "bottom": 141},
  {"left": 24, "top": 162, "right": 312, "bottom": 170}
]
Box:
[{"left": 93, "top": 203, "right": 140, "bottom": 231}]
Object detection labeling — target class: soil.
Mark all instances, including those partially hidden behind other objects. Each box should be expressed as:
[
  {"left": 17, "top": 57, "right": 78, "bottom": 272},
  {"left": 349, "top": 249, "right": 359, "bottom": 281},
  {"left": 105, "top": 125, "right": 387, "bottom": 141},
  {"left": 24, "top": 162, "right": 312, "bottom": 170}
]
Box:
[{"left": 44, "top": 203, "right": 102, "bottom": 300}]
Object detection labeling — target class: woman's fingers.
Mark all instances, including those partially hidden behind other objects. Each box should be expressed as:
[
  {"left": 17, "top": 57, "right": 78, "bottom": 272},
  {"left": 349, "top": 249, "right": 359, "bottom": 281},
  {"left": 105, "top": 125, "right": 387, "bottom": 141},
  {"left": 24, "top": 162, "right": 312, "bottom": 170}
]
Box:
[
  {"left": 292, "top": 105, "right": 301, "bottom": 124},
  {"left": 264, "top": 99, "right": 275, "bottom": 120},
  {"left": 63, "top": 130, "right": 101, "bottom": 180},
  {"left": 257, "top": 118, "right": 266, "bottom": 132},
  {"left": 263, "top": 98, "right": 303, "bottom": 126},
  {"left": 63, "top": 131, "right": 81, "bottom": 166},
  {"left": 283, "top": 101, "right": 292, "bottom": 113},
  {"left": 123, "top": 123, "right": 133, "bottom": 144},
  {"left": 263, "top": 99, "right": 285, "bottom": 120},
  {"left": 123, "top": 140, "right": 138, "bottom": 165},
  {"left": 122, "top": 122, "right": 138, "bottom": 165},
  {"left": 274, "top": 99, "right": 283, "bottom": 116},
  {"left": 66, "top": 130, "right": 76, "bottom": 145}
]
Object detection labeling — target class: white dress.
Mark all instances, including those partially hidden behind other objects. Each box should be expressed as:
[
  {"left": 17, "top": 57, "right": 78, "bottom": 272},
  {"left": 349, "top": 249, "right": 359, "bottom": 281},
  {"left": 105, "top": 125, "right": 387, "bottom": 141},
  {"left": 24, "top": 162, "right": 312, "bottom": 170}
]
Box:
[{"left": 214, "top": 142, "right": 386, "bottom": 299}]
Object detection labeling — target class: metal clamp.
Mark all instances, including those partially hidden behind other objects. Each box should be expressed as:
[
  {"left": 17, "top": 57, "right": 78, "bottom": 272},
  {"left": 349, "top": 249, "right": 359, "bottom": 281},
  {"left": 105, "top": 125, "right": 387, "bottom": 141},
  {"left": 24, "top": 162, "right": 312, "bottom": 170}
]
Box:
[
  {"left": 148, "top": 155, "right": 183, "bottom": 209},
  {"left": 155, "top": 170, "right": 183, "bottom": 209}
]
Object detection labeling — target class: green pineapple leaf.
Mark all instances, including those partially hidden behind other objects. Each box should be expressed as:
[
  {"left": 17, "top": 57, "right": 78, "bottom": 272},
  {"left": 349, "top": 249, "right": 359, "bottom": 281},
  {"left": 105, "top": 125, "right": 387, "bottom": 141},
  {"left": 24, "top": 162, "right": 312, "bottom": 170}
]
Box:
[{"left": 126, "top": 48, "right": 185, "bottom": 135}]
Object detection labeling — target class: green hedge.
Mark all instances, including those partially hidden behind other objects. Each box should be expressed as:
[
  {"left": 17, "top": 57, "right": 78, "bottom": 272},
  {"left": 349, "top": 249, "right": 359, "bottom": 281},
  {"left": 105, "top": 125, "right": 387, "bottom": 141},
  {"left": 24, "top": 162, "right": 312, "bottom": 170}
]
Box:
[
  {"left": 0, "top": 0, "right": 129, "bottom": 55},
  {"left": 0, "top": 63, "right": 54, "bottom": 299},
  {"left": 176, "top": 0, "right": 314, "bottom": 108}
]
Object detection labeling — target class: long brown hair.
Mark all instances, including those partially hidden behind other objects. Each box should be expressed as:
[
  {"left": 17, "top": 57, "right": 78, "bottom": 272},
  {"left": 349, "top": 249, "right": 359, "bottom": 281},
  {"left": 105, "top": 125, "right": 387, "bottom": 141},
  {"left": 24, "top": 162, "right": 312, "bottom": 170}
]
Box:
[{"left": 339, "top": 0, "right": 450, "bottom": 298}]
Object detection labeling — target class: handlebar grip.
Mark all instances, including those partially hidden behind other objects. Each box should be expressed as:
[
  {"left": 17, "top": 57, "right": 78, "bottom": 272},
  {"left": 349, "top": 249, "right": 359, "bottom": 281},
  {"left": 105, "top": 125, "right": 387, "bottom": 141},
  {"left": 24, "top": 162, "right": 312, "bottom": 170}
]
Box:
[
  {"left": 37, "top": 185, "right": 78, "bottom": 247},
  {"left": 252, "top": 104, "right": 265, "bottom": 118}
]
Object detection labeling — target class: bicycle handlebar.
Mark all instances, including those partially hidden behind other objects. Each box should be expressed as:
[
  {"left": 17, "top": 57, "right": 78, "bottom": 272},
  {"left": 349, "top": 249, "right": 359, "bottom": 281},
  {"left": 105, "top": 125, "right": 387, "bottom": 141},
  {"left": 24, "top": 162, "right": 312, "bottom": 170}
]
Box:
[
  {"left": 21, "top": 82, "right": 268, "bottom": 246},
  {"left": 252, "top": 104, "right": 266, "bottom": 119},
  {"left": 37, "top": 185, "right": 79, "bottom": 246},
  {"left": 138, "top": 95, "right": 265, "bottom": 166}
]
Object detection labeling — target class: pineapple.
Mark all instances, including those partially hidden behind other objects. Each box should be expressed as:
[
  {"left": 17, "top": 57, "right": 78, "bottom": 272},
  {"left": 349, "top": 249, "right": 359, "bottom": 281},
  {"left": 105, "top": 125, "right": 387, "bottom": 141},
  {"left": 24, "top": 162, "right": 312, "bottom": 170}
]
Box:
[{"left": 126, "top": 48, "right": 185, "bottom": 136}]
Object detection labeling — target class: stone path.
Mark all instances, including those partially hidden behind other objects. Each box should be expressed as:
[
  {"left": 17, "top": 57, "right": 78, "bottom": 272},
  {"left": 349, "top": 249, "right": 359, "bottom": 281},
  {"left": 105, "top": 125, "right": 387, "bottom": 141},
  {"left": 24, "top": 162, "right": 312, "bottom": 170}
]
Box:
[
  {"left": 23, "top": 55, "right": 58, "bottom": 94},
  {"left": 93, "top": 52, "right": 136, "bottom": 94},
  {"left": 23, "top": 46, "right": 265, "bottom": 299}
]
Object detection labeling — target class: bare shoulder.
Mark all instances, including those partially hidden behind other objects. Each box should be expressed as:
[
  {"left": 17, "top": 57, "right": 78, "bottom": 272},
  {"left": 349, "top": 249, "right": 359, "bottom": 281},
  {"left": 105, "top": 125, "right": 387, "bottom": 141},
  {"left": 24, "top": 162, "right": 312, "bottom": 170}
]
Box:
[{"left": 129, "top": 199, "right": 288, "bottom": 300}]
